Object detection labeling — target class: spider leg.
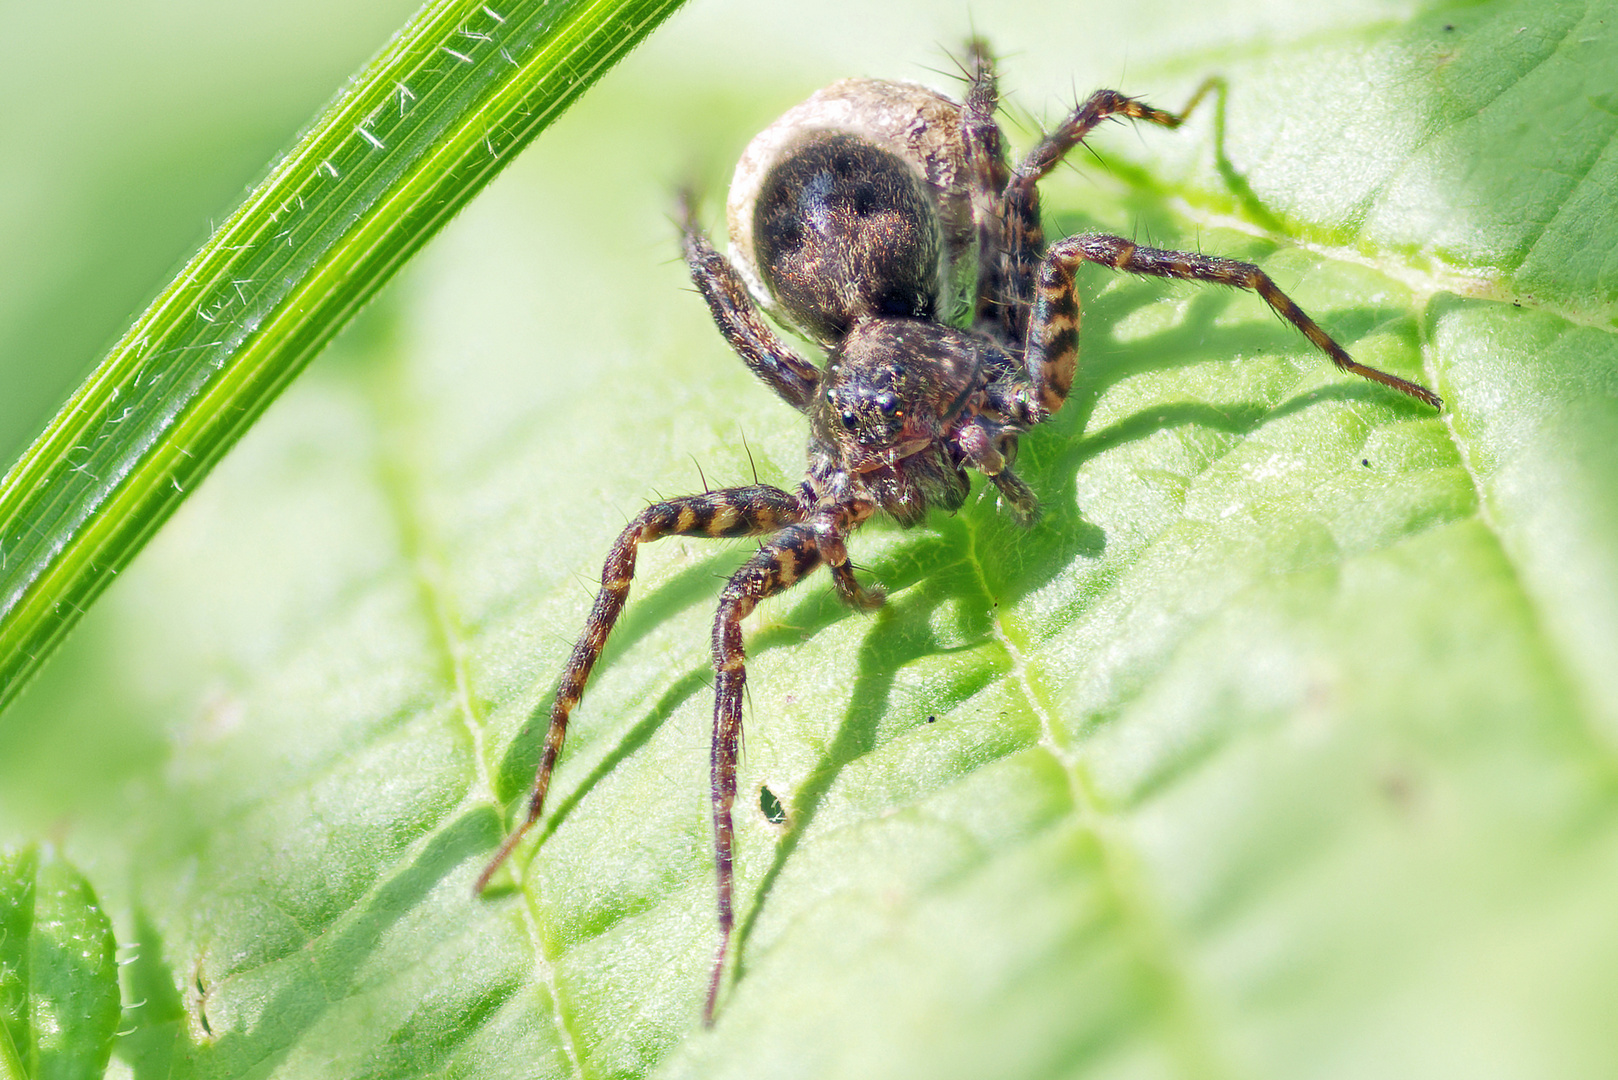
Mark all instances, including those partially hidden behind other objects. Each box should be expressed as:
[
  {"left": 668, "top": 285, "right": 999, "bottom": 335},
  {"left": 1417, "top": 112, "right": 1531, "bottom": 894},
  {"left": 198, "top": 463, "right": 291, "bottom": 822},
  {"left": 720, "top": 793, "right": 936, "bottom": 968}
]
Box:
[
  {"left": 703, "top": 501, "right": 873, "bottom": 1023},
  {"left": 476, "top": 483, "right": 806, "bottom": 893},
  {"left": 1023, "top": 234, "right": 1443, "bottom": 415},
  {"left": 680, "top": 198, "right": 822, "bottom": 412},
  {"left": 704, "top": 521, "right": 823, "bottom": 1023},
  {"left": 995, "top": 84, "right": 1213, "bottom": 349},
  {"left": 828, "top": 560, "right": 885, "bottom": 610},
  {"left": 957, "top": 39, "right": 1048, "bottom": 509},
  {"left": 959, "top": 39, "right": 1015, "bottom": 342},
  {"left": 1011, "top": 84, "right": 1209, "bottom": 196}
]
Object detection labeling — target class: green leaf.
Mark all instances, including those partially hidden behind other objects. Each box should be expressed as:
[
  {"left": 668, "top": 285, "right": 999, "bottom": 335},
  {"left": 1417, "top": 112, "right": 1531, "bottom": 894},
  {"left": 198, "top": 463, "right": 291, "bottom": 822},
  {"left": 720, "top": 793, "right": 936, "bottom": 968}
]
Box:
[
  {"left": 5, "top": 1, "right": 1618, "bottom": 1078},
  {"left": 0, "top": 847, "right": 121, "bottom": 1080},
  {"left": 0, "top": 0, "right": 688, "bottom": 711}
]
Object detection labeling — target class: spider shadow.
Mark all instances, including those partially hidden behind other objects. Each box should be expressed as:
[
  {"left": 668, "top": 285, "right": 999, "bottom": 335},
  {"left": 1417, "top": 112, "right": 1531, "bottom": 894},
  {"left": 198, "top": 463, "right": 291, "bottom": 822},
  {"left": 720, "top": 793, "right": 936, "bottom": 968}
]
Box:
[
  {"left": 491, "top": 544, "right": 758, "bottom": 804},
  {"left": 731, "top": 576, "right": 983, "bottom": 974},
  {"left": 1085, "top": 75, "right": 1285, "bottom": 237},
  {"left": 487, "top": 543, "right": 904, "bottom": 856},
  {"left": 988, "top": 270, "right": 1423, "bottom": 609}
]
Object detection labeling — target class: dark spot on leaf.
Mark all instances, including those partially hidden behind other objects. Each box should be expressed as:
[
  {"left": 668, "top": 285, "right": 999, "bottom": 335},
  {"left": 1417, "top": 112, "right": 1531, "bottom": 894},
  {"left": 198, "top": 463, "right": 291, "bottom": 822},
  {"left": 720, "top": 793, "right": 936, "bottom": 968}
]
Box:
[
  {"left": 759, "top": 785, "right": 786, "bottom": 824},
  {"left": 193, "top": 970, "right": 213, "bottom": 1038}
]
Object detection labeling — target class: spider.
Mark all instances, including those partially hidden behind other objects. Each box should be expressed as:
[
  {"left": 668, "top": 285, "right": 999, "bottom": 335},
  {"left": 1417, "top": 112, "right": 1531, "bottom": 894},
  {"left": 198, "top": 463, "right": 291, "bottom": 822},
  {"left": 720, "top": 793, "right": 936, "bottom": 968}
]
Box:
[{"left": 477, "top": 42, "right": 1442, "bottom": 1024}]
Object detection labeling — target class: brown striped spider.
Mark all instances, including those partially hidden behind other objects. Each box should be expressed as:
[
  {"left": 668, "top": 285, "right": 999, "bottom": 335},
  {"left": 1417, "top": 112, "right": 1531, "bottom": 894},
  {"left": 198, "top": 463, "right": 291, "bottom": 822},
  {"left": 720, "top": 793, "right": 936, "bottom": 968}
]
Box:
[{"left": 478, "top": 42, "right": 1441, "bottom": 1025}]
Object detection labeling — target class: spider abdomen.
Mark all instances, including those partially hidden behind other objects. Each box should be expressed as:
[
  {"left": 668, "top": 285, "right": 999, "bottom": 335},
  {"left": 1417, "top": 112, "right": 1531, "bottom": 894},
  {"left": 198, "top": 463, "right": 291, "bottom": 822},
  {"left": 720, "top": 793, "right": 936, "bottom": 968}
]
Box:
[{"left": 752, "top": 132, "right": 944, "bottom": 343}]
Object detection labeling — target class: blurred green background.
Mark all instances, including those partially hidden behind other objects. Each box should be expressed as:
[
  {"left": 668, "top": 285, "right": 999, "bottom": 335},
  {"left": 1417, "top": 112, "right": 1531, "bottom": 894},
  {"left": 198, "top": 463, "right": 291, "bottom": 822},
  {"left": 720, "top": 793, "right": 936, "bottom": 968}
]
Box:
[
  {"left": 4, "top": 1, "right": 1618, "bottom": 1078},
  {"left": 0, "top": 0, "right": 420, "bottom": 465}
]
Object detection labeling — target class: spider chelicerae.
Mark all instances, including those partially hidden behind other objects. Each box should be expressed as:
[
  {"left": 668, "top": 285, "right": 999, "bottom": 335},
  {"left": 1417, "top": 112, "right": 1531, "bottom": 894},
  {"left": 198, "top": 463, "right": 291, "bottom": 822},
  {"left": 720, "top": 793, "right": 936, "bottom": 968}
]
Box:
[{"left": 478, "top": 41, "right": 1442, "bottom": 1023}]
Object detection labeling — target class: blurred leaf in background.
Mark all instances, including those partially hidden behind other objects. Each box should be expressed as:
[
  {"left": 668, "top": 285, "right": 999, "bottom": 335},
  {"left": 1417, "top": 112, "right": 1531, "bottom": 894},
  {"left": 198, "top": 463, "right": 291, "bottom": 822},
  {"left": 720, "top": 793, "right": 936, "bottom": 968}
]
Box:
[{"left": 3, "top": 0, "right": 1618, "bottom": 1078}]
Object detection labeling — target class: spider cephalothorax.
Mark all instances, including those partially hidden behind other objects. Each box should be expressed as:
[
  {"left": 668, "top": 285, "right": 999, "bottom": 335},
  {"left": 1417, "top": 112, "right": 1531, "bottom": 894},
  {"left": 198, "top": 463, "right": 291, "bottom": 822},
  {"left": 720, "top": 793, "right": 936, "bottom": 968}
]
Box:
[
  {"left": 811, "top": 318, "right": 1002, "bottom": 527},
  {"left": 478, "top": 42, "right": 1442, "bottom": 1025}
]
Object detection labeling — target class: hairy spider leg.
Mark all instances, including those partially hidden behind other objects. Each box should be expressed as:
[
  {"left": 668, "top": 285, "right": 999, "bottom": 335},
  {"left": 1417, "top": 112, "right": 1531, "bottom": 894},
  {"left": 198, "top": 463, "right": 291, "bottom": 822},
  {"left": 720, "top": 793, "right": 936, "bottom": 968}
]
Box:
[
  {"left": 1023, "top": 234, "right": 1444, "bottom": 414},
  {"left": 959, "top": 39, "right": 1014, "bottom": 339},
  {"left": 995, "top": 85, "right": 1211, "bottom": 350},
  {"left": 475, "top": 484, "right": 806, "bottom": 893},
  {"left": 704, "top": 504, "right": 875, "bottom": 1024},
  {"left": 968, "top": 77, "right": 1440, "bottom": 414},
  {"left": 681, "top": 204, "right": 822, "bottom": 411},
  {"left": 955, "top": 44, "right": 1044, "bottom": 524}
]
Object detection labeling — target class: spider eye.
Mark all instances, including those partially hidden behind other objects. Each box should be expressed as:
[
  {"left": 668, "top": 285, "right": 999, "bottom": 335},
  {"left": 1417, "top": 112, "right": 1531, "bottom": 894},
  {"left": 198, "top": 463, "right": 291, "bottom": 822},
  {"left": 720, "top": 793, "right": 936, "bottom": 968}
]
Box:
[
  {"left": 840, "top": 409, "right": 858, "bottom": 431},
  {"left": 876, "top": 393, "right": 899, "bottom": 416}
]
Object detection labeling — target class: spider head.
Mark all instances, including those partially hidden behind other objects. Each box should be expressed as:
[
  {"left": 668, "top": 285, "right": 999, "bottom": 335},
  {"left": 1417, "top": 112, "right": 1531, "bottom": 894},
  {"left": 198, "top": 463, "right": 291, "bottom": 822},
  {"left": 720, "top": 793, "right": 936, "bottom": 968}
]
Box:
[
  {"left": 812, "top": 319, "right": 984, "bottom": 477},
  {"left": 820, "top": 380, "right": 910, "bottom": 461}
]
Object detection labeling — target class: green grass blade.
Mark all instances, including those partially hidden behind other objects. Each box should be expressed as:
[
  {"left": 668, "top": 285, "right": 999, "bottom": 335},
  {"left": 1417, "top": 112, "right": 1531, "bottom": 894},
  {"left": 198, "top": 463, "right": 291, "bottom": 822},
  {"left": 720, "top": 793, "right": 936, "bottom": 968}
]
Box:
[{"left": 0, "top": 0, "right": 686, "bottom": 711}]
